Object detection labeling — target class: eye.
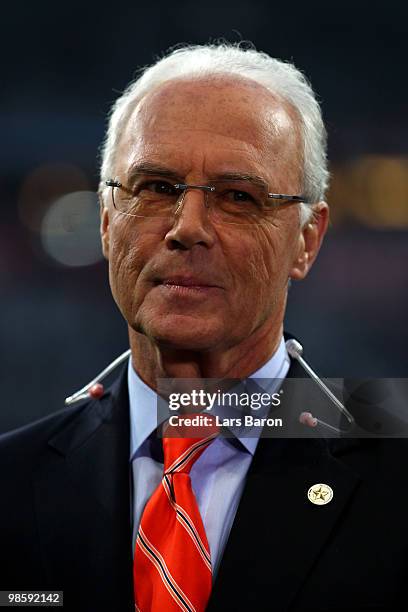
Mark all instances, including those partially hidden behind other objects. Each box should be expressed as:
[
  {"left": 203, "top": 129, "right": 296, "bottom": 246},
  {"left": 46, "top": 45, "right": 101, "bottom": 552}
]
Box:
[
  {"left": 223, "top": 189, "right": 261, "bottom": 208},
  {"left": 228, "top": 190, "right": 255, "bottom": 202},
  {"left": 137, "top": 180, "right": 178, "bottom": 196}
]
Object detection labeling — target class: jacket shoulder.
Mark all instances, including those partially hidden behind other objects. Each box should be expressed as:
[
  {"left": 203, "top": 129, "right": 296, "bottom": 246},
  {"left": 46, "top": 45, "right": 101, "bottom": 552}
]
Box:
[{"left": 0, "top": 401, "right": 90, "bottom": 466}]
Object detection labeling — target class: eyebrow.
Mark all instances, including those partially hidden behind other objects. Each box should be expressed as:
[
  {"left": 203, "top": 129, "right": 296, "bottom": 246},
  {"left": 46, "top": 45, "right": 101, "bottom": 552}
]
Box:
[
  {"left": 127, "top": 163, "right": 269, "bottom": 189},
  {"left": 127, "top": 162, "right": 183, "bottom": 183},
  {"left": 211, "top": 172, "right": 268, "bottom": 189}
]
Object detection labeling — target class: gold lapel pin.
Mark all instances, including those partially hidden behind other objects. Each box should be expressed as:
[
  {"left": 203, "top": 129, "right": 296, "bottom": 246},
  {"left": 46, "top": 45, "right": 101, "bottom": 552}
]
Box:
[{"left": 307, "top": 483, "right": 334, "bottom": 506}]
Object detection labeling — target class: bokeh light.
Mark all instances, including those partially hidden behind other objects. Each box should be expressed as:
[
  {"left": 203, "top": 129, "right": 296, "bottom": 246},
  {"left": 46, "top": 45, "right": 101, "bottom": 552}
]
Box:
[
  {"left": 328, "top": 155, "right": 408, "bottom": 227},
  {"left": 18, "top": 162, "right": 90, "bottom": 233},
  {"left": 40, "top": 190, "right": 103, "bottom": 267}
]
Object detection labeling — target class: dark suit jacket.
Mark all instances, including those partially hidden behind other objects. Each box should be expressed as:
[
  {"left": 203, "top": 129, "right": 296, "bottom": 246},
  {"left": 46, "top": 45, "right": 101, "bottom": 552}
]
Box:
[{"left": 1, "top": 357, "right": 407, "bottom": 612}]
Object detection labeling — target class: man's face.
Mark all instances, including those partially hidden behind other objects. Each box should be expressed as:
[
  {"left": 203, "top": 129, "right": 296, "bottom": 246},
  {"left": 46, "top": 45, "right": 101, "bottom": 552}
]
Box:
[{"left": 100, "top": 76, "right": 325, "bottom": 352}]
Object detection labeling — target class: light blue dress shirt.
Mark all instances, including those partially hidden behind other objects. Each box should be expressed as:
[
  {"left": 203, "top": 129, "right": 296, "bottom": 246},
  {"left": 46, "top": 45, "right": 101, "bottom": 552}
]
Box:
[{"left": 129, "top": 336, "right": 290, "bottom": 578}]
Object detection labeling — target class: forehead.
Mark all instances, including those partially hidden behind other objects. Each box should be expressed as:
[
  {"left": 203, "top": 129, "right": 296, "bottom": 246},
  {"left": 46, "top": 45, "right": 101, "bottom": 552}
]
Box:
[{"left": 116, "top": 75, "right": 302, "bottom": 183}]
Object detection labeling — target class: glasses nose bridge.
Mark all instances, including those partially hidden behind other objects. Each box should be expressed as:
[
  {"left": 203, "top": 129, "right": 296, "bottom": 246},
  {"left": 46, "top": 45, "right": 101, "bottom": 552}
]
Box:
[{"left": 174, "top": 183, "right": 214, "bottom": 214}]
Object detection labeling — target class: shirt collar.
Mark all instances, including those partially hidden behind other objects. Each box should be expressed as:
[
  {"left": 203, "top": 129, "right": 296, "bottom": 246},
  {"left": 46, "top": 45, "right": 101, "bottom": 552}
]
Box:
[
  {"left": 238, "top": 335, "right": 290, "bottom": 454},
  {"left": 128, "top": 359, "right": 162, "bottom": 461},
  {"left": 128, "top": 335, "right": 290, "bottom": 460}
]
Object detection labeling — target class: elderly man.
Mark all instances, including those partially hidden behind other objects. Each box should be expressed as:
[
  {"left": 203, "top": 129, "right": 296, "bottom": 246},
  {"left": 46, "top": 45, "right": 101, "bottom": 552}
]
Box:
[{"left": 1, "top": 44, "right": 407, "bottom": 612}]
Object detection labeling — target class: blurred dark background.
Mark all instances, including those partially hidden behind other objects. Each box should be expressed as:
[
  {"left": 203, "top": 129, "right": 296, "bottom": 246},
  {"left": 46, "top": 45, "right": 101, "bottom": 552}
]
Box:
[{"left": 1, "top": 1, "right": 407, "bottom": 432}]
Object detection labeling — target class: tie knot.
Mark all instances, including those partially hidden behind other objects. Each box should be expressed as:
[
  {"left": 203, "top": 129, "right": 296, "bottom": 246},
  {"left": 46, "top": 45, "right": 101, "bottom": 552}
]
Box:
[{"left": 162, "top": 413, "right": 218, "bottom": 474}]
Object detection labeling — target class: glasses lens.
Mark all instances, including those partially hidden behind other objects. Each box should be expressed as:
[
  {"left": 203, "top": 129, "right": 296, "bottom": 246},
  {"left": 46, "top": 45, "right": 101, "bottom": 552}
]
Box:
[
  {"left": 209, "top": 180, "right": 275, "bottom": 225},
  {"left": 112, "top": 175, "right": 181, "bottom": 218}
]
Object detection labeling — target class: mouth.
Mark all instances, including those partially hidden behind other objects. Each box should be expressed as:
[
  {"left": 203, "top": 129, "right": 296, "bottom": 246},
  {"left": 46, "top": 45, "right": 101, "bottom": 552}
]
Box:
[
  {"left": 161, "top": 275, "right": 219, "bottom": 287},
  {"left": 155, "top": 275, "right": 223, "bottom": 295}
]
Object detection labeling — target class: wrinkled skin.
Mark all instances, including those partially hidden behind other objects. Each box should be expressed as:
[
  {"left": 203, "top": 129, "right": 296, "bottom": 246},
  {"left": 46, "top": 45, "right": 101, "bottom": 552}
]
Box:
[{"left": 100, "top": 75, "right": 329, "bottom": 384}]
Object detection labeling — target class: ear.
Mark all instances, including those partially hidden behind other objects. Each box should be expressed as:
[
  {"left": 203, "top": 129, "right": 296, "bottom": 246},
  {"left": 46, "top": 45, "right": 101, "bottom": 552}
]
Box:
[
  {"left": 99, "top": 191, "right": 110, "bottom": 260},
  {"left": 289, "top": 202, "right": 329, "bottom": 280}
]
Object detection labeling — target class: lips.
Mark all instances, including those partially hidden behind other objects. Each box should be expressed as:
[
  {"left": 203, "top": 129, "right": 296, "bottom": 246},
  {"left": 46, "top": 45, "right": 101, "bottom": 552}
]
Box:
[{"left": 160, "top": 275, "right": 220, "bottom": 288}]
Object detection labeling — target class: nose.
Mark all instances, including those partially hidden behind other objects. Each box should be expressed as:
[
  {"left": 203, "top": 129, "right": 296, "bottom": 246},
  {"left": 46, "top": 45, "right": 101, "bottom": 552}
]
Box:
[{"left": 164, "top": 187, "right": 216, "bottom": 251}]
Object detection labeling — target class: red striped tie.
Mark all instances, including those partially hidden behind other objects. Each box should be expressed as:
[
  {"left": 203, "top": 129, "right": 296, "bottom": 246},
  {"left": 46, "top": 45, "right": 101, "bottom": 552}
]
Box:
[{"left": 134, "top": 420, "right": 218, "bottom": 611}]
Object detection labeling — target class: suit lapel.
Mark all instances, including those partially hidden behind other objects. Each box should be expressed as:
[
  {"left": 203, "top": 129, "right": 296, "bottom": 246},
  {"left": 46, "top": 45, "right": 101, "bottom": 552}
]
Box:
[
  {"left": 33, "top": 367, "right": 134, "bottom": 611},
  {"left": 208, "top": 359, "right": 362, "bottom": 611}
]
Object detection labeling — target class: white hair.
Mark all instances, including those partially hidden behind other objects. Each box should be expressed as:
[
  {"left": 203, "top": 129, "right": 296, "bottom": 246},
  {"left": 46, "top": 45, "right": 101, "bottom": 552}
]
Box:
[{"left": 99, "top": 43, "right": 329, "bottom": 225}]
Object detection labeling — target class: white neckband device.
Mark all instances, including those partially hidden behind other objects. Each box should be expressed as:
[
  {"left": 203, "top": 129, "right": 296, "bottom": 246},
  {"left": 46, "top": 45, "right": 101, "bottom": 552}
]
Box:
[{"left": 65, "top": 340, "right": 355, "bottom": 434}]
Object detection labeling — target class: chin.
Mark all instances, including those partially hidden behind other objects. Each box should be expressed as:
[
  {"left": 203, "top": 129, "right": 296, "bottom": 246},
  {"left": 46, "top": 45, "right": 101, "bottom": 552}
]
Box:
[{"left": 136, "top": 314, "right": 225, "bottom": 352}]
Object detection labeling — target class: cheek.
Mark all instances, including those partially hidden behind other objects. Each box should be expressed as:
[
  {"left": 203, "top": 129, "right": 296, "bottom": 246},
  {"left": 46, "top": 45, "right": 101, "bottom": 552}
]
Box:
[
  {"left": 228, "top": 223, "right": 288, "bottom": 288},
  {"left": 108, "top": 219, "right": 157, "bottom": 309},
  {"left": 223, "top": 220, "right": 298, "bottom": 317}
]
